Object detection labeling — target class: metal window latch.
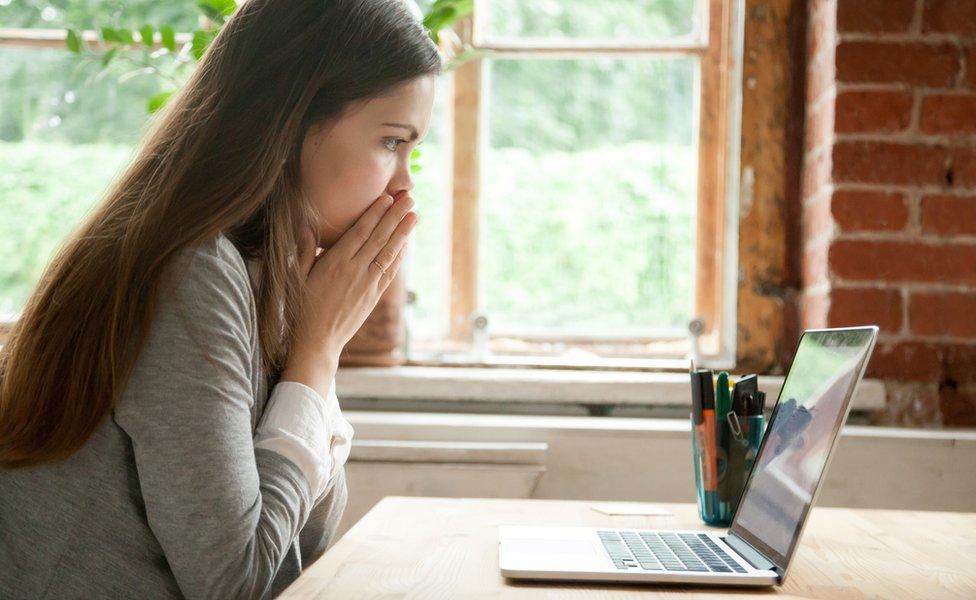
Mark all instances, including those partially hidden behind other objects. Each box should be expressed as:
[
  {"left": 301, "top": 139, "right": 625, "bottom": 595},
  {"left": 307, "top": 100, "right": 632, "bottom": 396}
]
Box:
[
  {"left": 472, "top": 313, "right": 489, "bottom": 362},
  {"left": 688, "top": 317, "right": 705, "bottom": 367}
]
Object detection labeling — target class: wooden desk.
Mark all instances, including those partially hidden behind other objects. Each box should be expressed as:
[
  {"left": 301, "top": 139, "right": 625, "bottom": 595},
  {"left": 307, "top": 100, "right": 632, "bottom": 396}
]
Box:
[{"left": 280, "top": 497, "right": 976, "bottom": 599}]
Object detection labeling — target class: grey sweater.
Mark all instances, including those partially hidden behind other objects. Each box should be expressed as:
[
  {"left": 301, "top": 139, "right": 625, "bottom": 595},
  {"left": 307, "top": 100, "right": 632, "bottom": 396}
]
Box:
[{"left": 0, "top": 234, "right": 347, "bottom": 599}]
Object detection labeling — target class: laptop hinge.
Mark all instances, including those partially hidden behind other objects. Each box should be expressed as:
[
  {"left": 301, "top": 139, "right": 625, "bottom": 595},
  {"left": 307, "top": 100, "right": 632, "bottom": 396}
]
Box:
[{"left": 723, "top": 533, "right": 779, "bottom": 576}]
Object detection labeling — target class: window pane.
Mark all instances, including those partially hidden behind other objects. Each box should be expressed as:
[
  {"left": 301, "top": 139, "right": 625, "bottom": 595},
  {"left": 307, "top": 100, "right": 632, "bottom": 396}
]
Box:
[
  {"left": 481, "top": 56, "right": 698, "bottom": 336},
  {"left": 0, "top": 46, "right": 160, "bottom": 316},
  {"left": 480, "top": 0, "right": 698, "bottom": 41},
  {"left": 0, "top": 1, "right": 199, "bottom": 32},
  {"left": 404, "top": 74, "right": 451, "bottom": 341}
]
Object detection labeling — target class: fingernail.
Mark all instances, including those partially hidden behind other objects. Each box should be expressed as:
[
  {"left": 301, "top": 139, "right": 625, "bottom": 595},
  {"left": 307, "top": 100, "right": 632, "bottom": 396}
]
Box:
[{"left": 384, "top": 195, "right": 395, "bottom": 206}]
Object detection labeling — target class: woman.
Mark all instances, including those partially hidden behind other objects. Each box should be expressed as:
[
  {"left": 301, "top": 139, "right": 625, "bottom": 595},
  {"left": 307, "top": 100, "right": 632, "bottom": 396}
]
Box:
[{"left": 0, "top": 0, "right": 439, "bottom": 597}]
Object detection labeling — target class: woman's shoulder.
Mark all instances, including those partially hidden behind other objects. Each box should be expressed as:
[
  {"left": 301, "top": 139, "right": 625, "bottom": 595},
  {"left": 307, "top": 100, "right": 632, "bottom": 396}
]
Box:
[
  {"left": 180, "top": 232, "right": 248, "bottom": 278},
  {"left": 163, "top": 232, "right": 256, "bottom": 319}
]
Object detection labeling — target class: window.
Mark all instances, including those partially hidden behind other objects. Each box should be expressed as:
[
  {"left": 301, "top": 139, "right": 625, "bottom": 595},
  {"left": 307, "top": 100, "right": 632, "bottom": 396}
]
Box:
[
  {"left": 409, "top": 0, "right": 742, "bottom": 368},
  {"left": 0, "top": 1, "right": 197, "bottom": 323},
  {"left": 0, "top": 0, "right": 743, "bottom": 368}
]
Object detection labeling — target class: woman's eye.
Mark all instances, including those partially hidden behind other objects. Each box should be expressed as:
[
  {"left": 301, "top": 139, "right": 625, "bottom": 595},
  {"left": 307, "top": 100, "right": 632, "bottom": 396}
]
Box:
[{"left": 383, "top": 138, "right": 406, "bottom": 152}]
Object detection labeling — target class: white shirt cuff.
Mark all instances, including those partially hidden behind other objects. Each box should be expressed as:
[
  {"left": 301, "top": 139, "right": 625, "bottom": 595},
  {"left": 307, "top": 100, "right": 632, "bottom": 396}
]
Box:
[{"left": 253, "top": 379, "right": 354, "bottom": 501}]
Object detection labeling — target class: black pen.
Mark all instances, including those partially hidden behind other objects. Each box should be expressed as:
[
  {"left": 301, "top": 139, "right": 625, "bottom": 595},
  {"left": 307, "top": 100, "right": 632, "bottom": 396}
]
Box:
[
  {"left": 731, "top": 374, "right": 757, "bottom": 417},
  {"left": 750, "top": 390, "right": 766, "bottom": 416}
]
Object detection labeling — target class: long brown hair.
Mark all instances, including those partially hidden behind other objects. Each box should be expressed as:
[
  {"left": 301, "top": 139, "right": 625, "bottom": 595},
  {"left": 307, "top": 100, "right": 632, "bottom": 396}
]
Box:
[{"left": 0, "top": 0, "right": 442, "bottom": 468}]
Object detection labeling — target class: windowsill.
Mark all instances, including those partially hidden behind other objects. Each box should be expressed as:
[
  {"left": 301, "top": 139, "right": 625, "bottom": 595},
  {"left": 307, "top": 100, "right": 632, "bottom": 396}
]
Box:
[{"left": 335, "top": 365, "right": 886, "bottom": 412}]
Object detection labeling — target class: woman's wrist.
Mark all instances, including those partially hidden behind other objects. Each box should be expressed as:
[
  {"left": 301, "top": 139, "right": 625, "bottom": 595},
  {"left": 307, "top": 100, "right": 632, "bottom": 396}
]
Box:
[{"left": 280, "top": 347, "right": 340, "bottom": 400}]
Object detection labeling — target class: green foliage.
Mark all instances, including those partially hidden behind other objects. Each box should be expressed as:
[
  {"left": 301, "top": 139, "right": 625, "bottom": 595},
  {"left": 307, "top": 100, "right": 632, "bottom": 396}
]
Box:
[
  {"left": 190, "top": 29, "right": 218, "bottom": 60},
  {"left": 409, "top": 147, "right": 423, "bottom": 174},
  {"left": 196, "top": 0, "right": 237, "bottom": 22},
  {"left": 147, "top": 90, "right": 174, "bottom": 114},
  {"left": 0, "top": 0, "right": 699, "bottom": 336},
  {"left": 139, "top": 24, "right": 154, "bottom": 46},
  {"left": 65, "top": 28, "right": 82, "bottom": 53},
  {"left": 0, "top": 141, "right": 134, "bottom": 314},
  {"left": 422, "top": 0, "right": 473, "bottom": 43},
  {"left": 159, "top": 25, "right": 176, "bottom": 52}
]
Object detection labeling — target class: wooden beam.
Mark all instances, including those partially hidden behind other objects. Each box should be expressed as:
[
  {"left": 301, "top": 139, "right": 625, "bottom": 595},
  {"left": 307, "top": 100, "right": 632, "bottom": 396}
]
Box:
[
  {"left": 0, "top": 27, "right": 192, "bottom": 51},
  {"left": 472, "top": 38, "right": 708, "bottom": 56},
  {"left": 694, "top": 0, "right": 734, "bottom": 357},
  {"left": 449, "top": 16, "right": 482, "bottom": 343},
  {"left": 734, "top": 0, "right": 805, "bottom": 373}
]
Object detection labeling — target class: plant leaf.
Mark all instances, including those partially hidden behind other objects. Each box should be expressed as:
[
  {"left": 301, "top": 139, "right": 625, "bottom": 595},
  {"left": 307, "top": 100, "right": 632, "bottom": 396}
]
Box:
[
  {"left": 65, "top": 29, "right": 82, "bottom": 53},
  {"left": 139, "top": 24, "right": 154, "bottom": 47},
  {"left": 101, "top": 47, "right": 118, "bottom": 67},
  {"left": 160, "top": 25, "right": 176, "bottom": 52},
  {"left": 191, "top": 29, "right": 217, "bottom": 60},
  {"left": 148, "top": 90, "right": 175, "bottom": 113},
  {"left": 197, "top": 0, "right": 237, "bottom": 22},
  {"left": 117, "top": 29, "right": 134, "bottom": 45},
  {"left": 409, "top": 147, "right": 423, "bottom": 173},
  {"left": 101, "top": 27, "right": 119, "bottom": 43}
]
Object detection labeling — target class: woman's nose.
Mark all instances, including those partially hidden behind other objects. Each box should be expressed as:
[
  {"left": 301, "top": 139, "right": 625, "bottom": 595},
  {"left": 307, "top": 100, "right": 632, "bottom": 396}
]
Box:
[{"left": 389, "top": 163, "right": 415, "bottom": 196}]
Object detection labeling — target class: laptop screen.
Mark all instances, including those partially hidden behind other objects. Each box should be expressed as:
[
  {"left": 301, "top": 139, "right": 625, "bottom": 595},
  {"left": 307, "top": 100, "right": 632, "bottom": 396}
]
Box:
[{"left": 729, "top": 327, "right": 877, "bottom": 571}]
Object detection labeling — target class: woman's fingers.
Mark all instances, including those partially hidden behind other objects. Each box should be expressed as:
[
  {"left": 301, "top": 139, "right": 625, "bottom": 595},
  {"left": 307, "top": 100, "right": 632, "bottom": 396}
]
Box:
[
  {"left": 354, "top": 193, "right": 415, "bottom": 263},
  {"left": 331, "top": 193, "right": 396, "bottom": 258},
  {"left": 378, "top": 241, "right": 410, "bottom": 288},
  {"left": 369, "top": 211, "right": 416, "bottom": 276}
]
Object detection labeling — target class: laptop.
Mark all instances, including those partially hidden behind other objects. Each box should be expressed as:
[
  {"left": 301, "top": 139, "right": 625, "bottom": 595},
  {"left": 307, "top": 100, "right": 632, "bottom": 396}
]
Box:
[{"left": 498, "top": 326, "right": 879, "bottom": 586}]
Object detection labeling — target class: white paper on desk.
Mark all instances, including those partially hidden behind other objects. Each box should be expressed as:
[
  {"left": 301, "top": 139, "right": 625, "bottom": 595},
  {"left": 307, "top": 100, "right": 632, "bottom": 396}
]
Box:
[{"left": 590, "top": 502, "right": 674, "bottom": 516}]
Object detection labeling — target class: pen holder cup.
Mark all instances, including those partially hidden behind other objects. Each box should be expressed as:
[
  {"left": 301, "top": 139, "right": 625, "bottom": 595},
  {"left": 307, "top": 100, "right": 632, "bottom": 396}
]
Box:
[{"left": 690, "top": 412, "right": 765, "bottom": 527}]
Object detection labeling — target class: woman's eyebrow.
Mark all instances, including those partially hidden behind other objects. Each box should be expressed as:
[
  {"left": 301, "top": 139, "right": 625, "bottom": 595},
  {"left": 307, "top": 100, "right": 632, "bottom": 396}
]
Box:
[{"left": 381, "top": 122, "right": 419, "bottom": 141}]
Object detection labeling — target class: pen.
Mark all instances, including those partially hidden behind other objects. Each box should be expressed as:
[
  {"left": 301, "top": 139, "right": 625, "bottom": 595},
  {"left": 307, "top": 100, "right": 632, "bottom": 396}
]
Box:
[
  {"left": 732, "top": 374, "right": 758, "bottom": 418},
  {"left": 715, "top": 371, "right": 730, "bottom": 419},
  {"left": 696, "top": 369, "right": 718, "bottom": 516},
  {"left": 750, "top": 390, "right": 767, "bottom": 416},
  {"left": 690, "top": 368, "right": 708, "bottom": 517},
  {"left": 715, "top": 372, "right": 730, "bottom": 502}
]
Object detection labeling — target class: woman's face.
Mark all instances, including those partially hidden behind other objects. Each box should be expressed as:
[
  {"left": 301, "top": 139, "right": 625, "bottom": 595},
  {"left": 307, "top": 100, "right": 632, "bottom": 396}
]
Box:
[{"left": 300, "top": 75, "right": 436, "bottom": 246}]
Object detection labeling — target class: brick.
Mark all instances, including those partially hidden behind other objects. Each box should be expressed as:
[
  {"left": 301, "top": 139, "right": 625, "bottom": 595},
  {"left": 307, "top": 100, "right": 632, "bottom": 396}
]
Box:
[
  {"left": 867, "top": 340, "right": 942, "bottom": 380},
  {"left": 921, "top": 94, "right": 976, "bottom": 135},
  {"left": 835, "top": 90, "right": 913, "bottom": 133},
  {"left": 831, "top": 190, "right": 908, "bottom": 231},
  {"left": 940, "top": 382, "right": 976, "bottom": 427},
  {"left": 805, "top": 96, "right": 834, "bottom": 152},
  {"left": 832, "top": 141, "right": 949, "bottom": 187},
  {"left": 950, "top": 147, "right": 976, "bottom": 188},
  {"left": 943, "top": 345, "right": 976, "bottom": 383},
  {"left": 802, "top": 240, "right": 830, "bottom": 288},
  {"left": 829, "top": 287, "right": 903, "bottom": 333},
  {"left": 923, "top": 0, "right": 976, "bottom": 35},
  {"left": 836, "top": 41, "right": 959, "bottom": 87},
  {"left": 910, "top": 291, "right": 976, "bottom": 338},
  {"left": 801, "top": 146, "right": 832, "bottom": 201},
  {"left": 838, "top": 0, "right": 915, "bottom": 33},
  {"left": 800, "top": 290, "right": 828, "bottom": 329},
  {"left": 807, "top": 0, "right": 835, "bottom": 64},
  {"left": 873, "top": 381, "right": 943, "bottom": 426},
  {"left": 803, "top": 192, "right": 834, "bottom": 239},
  {"left": 940, "top": 346, "right": 976, "bottom": 425},
  {"left": 921, "top": 194, "right": 976, "bottom": 235},
  {"left": 968, "top": 46, "right": 976, "bottom": 89},
  {"left": 806, "top": 56, "right": 836, "bottom": 106},
  {"left": 829, "top": 239, "right": 976, "bottom": 285}
]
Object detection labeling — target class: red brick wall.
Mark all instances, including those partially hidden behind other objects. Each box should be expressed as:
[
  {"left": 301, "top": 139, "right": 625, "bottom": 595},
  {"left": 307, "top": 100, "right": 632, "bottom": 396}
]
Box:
[{"left": 801, "top": 0, "right": 976, "bottom": 426}]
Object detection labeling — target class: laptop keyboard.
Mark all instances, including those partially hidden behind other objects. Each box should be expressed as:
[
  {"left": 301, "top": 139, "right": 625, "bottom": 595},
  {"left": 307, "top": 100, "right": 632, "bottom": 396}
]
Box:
[{"left": 597, "top": 531, "right": 748, "bottom": 573}]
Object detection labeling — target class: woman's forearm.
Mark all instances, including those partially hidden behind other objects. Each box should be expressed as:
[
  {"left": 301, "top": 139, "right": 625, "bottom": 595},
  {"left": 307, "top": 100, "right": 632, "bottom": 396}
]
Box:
[{"left": 280, "top": 348, "right": 340, "bottom": 400}]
